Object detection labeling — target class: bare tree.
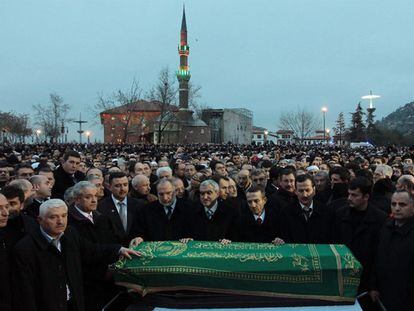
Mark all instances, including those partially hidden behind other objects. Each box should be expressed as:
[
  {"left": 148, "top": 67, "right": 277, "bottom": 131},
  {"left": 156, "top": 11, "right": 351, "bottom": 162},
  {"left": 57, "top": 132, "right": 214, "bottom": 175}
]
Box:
[
  {"left": 33, "top": 93, "right": 70, "bottom": 143},
  {"left": 188, "top": 82, "right": 211, "bottom": 119},
  {"left": 146, "top": 67, "right": 178, "bottom": 143},
  {"left": 278, "top": 109, "right": 318, "bottom": 143},
  {"left": 93, "top": 78, "right": 143, "bottom": 142},
  {"left": 0, "top": 111, "right": 32, "bottom": 143}
]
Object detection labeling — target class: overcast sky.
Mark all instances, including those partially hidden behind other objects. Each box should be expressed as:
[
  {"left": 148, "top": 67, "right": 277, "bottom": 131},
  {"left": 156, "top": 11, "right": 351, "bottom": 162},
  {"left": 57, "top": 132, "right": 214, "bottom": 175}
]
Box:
[{"left": 1, "top": 0, "right": 413, "bottom": 141}]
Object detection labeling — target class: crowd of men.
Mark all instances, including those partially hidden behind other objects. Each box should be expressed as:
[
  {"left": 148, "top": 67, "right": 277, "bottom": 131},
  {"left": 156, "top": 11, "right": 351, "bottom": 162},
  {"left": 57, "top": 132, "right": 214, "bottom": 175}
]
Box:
[{"left": 1, "top": 142, "right": 414, "bottom": 311}]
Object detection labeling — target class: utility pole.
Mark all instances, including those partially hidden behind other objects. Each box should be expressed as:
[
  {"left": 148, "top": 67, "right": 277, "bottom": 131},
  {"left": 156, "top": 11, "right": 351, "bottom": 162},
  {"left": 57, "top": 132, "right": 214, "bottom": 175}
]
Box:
[{"left": 73, "top": 113, "right": 87, "bottom": 143}]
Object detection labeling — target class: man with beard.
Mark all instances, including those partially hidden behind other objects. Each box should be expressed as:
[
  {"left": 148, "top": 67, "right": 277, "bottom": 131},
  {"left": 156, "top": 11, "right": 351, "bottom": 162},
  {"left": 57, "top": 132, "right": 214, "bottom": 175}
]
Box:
[
  {"left": 333, "top": 176, "right": 387, "bottom": 308},
  {"left": 279, "top": 174, "right": 333, "bottom": 244}
]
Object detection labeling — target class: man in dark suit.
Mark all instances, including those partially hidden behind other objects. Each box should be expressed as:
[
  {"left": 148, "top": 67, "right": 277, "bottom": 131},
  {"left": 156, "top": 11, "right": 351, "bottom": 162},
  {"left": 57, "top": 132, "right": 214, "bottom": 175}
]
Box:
[
  {"left": 370, "top": 190, "right": 414, "bottom": 311},
  {"left": 279, "top": 174, "right": 333, "bottom": 244},
  {"left": 267, "top": 168, "right": 297, "bottom": 213},
  {"left": 0, "top": 193, "right": 11, "bottom": 311},
  {"left": 52, "top": 150, "right": 85, "bottom": 199},
  {"left": 130, "top": 179, "right": 188, "bottom": 245},
  {"left": 238, "top": 186, "right": 281, "bottom": 243},
  {"left": 185, "top": 179, "right": 239, "bottom": 242},
  {"left": 24, "top": 175, "right": 52, "bottom": 218},
  {"left": 12, "top": 199, "right": 138, "bottom": 311},
  {"left": 68, "top": 181, "right": 119, "bottom": 311},
  {"left": 98, "top": 172, "right": 144, "bottom": 246},
  {"left": 333, "top": 176, "right": 387, "bottom": 297}
]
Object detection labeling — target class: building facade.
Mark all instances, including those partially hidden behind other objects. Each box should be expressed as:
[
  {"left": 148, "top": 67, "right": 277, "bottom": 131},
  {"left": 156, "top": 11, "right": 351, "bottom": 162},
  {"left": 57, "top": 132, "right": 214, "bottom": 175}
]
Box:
[{"left": 201, "top": 108, "right": 253, "bottom": 144}]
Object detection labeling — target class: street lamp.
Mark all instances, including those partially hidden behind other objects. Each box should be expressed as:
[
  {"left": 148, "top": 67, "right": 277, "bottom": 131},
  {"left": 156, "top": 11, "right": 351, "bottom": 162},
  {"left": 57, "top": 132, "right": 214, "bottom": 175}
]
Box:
[
  {"left": 321, "top": 107, "right": 328, "bottom": 143},
  {"left": 264, "top": 130, "right": 269, "bottom": 145},
  {"left": 85, "top": 131, "right": 91, "bottom": 144},
  {"left": 36, "top": 129, "right": 41, "bottom": 143}
]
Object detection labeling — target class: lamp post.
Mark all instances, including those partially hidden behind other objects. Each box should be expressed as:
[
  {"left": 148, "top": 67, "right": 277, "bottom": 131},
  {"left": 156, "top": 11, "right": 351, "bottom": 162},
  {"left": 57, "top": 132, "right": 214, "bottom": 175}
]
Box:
[
  {"left": 85, "top": 131, "right": 91, "bottom": 144},
  {"left": 321, "top": 107, "right": 327, "bottom": 144},
  {"left": 264, "top": 130, "right": 269, "bottom": 145},
  {"left": 36, "top": 129, "right": 41, "bottom": 143}
]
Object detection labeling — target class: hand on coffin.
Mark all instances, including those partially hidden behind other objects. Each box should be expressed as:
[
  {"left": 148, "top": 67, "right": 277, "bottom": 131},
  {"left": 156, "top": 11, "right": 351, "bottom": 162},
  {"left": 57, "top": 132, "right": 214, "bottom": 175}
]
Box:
[
  {"left": 179, "top": 238, "right": 194, "bottom": 243},
  {"left": 219, "top": 239, "right": 231, "bottom": 245},
  {"left": 119, "top": 247, "right": 141, "bottom": 260},
  {"left": 272, "top": 237, "right": 285, "bottom": 245},
  {"left": 129, "top": 237, "right": 144, "bottom": 248}
]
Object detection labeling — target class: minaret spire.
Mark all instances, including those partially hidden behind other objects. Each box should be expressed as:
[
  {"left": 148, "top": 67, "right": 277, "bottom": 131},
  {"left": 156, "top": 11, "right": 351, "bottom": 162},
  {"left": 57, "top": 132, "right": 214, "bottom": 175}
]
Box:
[
  {"left": 177, "top": 5, "right": 191, "bottom": 112},
  {"left": 181, "top": 5, "right": 187, "bottom": 33}
]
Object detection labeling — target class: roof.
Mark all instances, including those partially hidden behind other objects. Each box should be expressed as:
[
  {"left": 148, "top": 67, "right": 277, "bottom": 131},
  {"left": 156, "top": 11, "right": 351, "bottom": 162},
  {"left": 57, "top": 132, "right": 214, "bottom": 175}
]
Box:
[
  {"left": 100, "top": 100, "right": 178, "bottom": 115},
  {"left": 276, "top": 130, "right": 294, "bottom": 134}
]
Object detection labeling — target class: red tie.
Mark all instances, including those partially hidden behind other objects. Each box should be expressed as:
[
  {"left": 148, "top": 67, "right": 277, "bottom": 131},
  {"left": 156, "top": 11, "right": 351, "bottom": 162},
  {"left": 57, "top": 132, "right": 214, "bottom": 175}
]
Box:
[{"left": 256, "top": 217, "right": 262, "bottom": 225}]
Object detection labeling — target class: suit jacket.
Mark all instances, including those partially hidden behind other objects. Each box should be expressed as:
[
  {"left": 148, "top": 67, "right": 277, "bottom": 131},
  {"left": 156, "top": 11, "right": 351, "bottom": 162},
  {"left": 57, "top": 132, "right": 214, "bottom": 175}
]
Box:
[
  {"left": 279, "top": 200, "right": 333, "bottom": 244},
  {"left": 185, "top": 201, "right": 239, "bottom": 241},
  {"left": 372, "top": 218, "right": 414, "bottom": 311},
  {"left": 97, "top": 196, "right": 145, "bottom": 246},
  {"left": 12, "top": 226, "right": 120, "bottom": 311},
  {"left": 23, "top": 198, "right": 45, "bottom": 219},
  {"left": 267, "top": 188, "right": 297, "bottom": 213},
  {"left": 333, "top": 204, "right": 387, "bottom": 292},
  {"left": 131, "top": 198, "right": 189, "bottom": 241},
  {"left": 68, "top": 206, "right": 119, "bottom": 311},
  {"left": 52, "top": 165, "right": 85, "bottom": 199},
  {"left": 0, "top": 214, "right": 36, "bottom": 310},
  {"left": 238, "top": 206, "right": 280, "bottom": 243}
]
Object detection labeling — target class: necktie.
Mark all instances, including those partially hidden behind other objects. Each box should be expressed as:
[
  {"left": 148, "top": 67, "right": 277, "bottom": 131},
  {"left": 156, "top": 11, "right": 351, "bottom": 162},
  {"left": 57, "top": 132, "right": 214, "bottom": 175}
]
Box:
[
  {"left": 118, "top": 202, "right": 127, "bottom": 231},
  {"left": 256, "top": 217, "right": 263, "bottom": 225},
  {"left": 87, "top": 213, "right": 94, "bottom": 224},
  {"left": 206, "top": 209, "right": 214, "bottom": 220},
  {"left": 51, "top": 238, "right": 60, "bottom": 252},
  {"left": 166, "top": 205, "right": 173, "bottom": 220},
  {"left": 303, "top": 208, "right": 312, "bottom": 222}
]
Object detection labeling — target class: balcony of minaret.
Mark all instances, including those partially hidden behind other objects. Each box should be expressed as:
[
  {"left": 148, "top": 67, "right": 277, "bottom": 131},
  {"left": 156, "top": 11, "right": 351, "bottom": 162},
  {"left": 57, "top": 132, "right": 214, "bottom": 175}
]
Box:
[{"left": 178, "top": 45, "right": 190, "bottom": 55}]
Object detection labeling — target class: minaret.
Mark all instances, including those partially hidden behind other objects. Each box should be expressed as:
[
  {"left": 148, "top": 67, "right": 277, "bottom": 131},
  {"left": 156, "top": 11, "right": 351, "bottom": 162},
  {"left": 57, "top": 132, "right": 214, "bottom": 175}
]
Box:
[{"left": 177, "top": 5, "right": 192, "bottom": 120}]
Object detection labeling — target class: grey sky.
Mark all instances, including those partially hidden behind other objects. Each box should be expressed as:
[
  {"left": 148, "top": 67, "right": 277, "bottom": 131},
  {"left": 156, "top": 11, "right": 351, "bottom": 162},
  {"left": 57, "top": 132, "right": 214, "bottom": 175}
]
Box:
[{"left": 1, "top": 0, "right": 413, "bottom": 141}]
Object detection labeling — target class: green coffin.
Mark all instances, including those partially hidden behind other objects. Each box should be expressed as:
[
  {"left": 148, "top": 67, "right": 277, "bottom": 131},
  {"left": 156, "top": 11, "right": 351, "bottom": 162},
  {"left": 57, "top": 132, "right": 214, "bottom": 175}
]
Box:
[{"left": 112, "top": 241, "right": 362, "bottom": 304}]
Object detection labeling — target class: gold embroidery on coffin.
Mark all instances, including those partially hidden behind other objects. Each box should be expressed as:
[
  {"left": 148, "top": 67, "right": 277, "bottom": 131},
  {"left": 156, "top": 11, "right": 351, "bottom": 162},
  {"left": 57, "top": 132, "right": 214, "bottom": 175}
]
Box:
[
  {"left": 291, "top": 253, "right": 310, "bottom": 272},
  {"left": 125, "top": 243, "right": 324, "bottom": 284},
  {"left": 138, "top": 241, "right": 188, "bottom": 265},
  {"left": 184, "top": 251, "right": 283, "bottom": 263}
]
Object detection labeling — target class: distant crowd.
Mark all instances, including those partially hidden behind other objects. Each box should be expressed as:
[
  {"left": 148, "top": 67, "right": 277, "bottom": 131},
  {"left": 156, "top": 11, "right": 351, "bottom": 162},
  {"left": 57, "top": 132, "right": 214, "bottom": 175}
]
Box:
[{"left": 1, "top": 142, "right": 414, "bottom": 311}]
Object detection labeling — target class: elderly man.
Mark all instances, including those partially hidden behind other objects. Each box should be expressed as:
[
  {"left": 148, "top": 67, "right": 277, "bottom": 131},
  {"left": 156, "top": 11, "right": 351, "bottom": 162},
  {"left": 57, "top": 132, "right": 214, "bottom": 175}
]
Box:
[
  {"left": 396, "top": 175, "right": 414, "bottom": 193},
  {"left": 236, "top": 169, "right": 252, "bottom": 200},
  {"left": 68, "top": 181, "right": 119, "bottom": 311},
  {"left": 370, "top": 190, "right": 414, "bottom": 311},
  {"left": 86, "top": 174, "right": 105, "bottom": 201},
  {"left": 12, "top": 199, "right": 138, "bottom": 311},
  {"left": 156, "top": 166, "right": 173, "bottom": 180},
  {"left": 185, "top": 180, "right": 239, "bottom": 242},
  {"left": 130, "top": 174, "right": 157, "bottom": 203},
  {"left": 130, "top": 179, "right": 189, "bottom": 244}
]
